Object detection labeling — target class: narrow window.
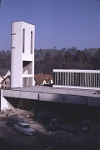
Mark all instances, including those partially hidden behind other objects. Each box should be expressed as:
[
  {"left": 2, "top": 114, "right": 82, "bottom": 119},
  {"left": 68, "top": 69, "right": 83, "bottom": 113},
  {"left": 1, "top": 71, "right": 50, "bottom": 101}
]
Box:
[
  {"left": 30, "top": 31, "right": 33, "bottom": 54},
  {"left": 22, "top": 29, "right": 25, "bottom": 53},
  {"left": 11, "top": 33, "right": 16, "bottom": 35}
]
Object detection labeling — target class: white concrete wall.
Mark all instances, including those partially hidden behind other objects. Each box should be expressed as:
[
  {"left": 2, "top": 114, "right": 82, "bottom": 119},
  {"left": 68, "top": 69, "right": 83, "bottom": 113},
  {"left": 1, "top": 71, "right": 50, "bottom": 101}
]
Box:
[
  {"left": 11, "top": 21, "right": 35, "bottom": 88},
  {"left": 11, "top": 22, "right": 22, "bottom": 88},
  {"left": 3, "top": 89, "right": 38, "bottom": 100},
  {"left": 0, "top": 89, "right": 9, "bottom": 111}
]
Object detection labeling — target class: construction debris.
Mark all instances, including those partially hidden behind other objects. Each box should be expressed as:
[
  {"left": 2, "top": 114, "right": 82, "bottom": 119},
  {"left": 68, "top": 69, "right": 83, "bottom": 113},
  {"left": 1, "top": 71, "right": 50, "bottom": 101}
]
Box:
[{"left": 47, "top": 130, "right": 81, "bottom": 143}]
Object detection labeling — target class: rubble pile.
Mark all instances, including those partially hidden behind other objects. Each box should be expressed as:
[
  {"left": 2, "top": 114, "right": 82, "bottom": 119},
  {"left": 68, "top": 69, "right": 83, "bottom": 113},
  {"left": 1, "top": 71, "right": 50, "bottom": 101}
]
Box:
[{"left": 47, "top": 130, "right": 81, "bottom": 143}]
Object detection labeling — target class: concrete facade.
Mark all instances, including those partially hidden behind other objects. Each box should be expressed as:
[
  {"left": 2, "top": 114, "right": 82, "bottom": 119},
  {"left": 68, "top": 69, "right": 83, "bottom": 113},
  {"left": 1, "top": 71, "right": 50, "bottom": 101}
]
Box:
[
  {"left": 2, "top": 86, "right": 100, "bottom": 107},
  {"left": 11, "top": 21, "right": 35, "bottom": 88}
]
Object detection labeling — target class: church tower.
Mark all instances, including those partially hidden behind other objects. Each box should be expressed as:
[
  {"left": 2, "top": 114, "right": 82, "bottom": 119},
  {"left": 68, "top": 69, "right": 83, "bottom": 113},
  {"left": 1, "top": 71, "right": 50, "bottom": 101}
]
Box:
[{"left": 11, "top": 21, "right": 35, "bottom": 88}]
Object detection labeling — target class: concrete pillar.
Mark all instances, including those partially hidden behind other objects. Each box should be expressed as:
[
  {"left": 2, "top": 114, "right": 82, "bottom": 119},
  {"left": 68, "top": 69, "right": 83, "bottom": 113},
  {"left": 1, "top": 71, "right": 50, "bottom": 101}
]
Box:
[{"left": 0, "top": 89, "right": 9, "bottom": 111}]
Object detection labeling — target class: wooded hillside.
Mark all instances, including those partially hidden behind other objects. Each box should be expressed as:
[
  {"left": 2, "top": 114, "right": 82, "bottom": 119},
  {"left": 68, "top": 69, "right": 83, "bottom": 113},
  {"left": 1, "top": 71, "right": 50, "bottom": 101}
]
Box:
[
  {"left": 34, "top": 48, "right": 100, "bottom": 75},
  {"left": 0, "top": 48, "right": 99, "bottom": 75}
]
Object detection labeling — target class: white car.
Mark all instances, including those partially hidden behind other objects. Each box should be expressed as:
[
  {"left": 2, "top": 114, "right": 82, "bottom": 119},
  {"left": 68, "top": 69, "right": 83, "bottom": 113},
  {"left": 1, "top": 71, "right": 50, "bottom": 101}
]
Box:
[{"left": 14, "top": 122, "right": 35, "bottom": 135}]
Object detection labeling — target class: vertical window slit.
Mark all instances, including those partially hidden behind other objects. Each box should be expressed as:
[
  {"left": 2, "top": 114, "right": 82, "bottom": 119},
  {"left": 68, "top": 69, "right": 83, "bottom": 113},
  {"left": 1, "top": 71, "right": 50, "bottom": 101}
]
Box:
[
  {"left": 30, "top": 31, "right": 33, "bottom": 54},
  {"left": 22, "top": 29, "right": 25, "bottom": 53}
]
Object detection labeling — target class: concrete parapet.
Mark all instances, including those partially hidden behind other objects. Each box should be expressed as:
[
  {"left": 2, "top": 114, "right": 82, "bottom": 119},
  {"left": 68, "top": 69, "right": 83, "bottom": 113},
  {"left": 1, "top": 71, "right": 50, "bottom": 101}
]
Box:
[{"left": 1, "top": 87, "right": 100, "bottom": 108}]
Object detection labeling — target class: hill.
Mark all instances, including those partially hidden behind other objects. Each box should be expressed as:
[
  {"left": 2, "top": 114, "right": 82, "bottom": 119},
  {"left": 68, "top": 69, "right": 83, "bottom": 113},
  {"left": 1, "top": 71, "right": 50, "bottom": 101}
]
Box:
[
  {"left": 35, "top": 48, "right": 99, "bottom": 60},
  {"left": 35, "top": 49, "right": 59, "bottom": 60},
  {"left": 82, "top": 48, "right": 98, "bottom": 56}
]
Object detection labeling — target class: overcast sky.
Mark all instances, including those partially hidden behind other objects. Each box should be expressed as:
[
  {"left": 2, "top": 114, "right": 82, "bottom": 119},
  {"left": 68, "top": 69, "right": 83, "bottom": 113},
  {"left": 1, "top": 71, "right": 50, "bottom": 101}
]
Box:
[{"left": 0, "top": 0, "right": 100, "bottom": 51}]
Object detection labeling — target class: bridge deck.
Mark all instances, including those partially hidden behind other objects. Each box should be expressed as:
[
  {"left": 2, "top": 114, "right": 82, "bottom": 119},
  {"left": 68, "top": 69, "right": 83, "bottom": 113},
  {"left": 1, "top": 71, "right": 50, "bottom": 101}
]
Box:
[{"left": 2, "top": 86, "right": 100, "bottom": 107}]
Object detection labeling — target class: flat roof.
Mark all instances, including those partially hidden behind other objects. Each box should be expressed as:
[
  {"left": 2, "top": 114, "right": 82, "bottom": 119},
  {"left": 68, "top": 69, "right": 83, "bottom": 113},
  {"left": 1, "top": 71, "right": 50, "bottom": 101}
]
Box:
[{"left": 11, "top": 85, "right": 100, "bottom": 98}]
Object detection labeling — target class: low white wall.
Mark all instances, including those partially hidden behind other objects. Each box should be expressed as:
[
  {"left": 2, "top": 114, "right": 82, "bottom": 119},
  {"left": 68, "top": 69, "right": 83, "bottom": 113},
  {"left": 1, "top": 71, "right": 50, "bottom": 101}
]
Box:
[{"left": 0, "top": 89, "right": 9, "bottom": 111}]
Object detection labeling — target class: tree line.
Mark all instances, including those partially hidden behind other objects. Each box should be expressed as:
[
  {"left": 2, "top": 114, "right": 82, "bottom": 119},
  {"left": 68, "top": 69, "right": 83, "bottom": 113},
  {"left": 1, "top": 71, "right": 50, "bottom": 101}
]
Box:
[
  {"left": 0, "top": 50, "right": 11, "bottom": 69},
  {"left": 35, "top": 48, "right": 100, "bottom": 75},
  {"left": 0, "top": 49, "right": 100, "bottom": 75}
]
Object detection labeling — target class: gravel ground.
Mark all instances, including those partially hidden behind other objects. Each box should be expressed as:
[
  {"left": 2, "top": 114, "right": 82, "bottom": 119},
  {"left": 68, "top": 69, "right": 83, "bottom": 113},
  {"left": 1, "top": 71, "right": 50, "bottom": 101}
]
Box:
[{"left": 0, "top": 109, "right": 99, "bottom": 150}]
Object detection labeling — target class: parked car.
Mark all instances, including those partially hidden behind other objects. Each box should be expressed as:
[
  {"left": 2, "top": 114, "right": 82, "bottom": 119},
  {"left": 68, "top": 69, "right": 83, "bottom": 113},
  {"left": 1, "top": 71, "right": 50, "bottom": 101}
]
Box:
[
  {"left": 48, "top": 118, "right": 62, "bottom": 131},
  {"left": 81, "top": 120, "right": 91, "bottom": 132},
  {"left": 14, "top": 122, "right": 35, "bottom": 135},
  {"left": 50, "top": 118, "right": 62, "bottom": 126},
  {"left": 37, "top": 111, "right": 59, "bottom": 123},
  {"left": 6, "top": 117, "right": 24, "bottom": 126}
]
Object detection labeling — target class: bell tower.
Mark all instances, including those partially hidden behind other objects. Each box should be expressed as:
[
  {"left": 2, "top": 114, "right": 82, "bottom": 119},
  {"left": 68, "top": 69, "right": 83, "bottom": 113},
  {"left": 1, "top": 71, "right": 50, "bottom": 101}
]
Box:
[{"left": 11, "top": 21, "right": 35, "bottom": 88}]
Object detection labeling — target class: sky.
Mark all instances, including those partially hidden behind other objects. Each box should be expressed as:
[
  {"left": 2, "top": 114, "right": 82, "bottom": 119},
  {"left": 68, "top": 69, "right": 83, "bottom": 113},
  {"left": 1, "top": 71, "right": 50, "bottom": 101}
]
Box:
[{"left": 0, "top": 0, "right": 100, "bottom": 51}]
